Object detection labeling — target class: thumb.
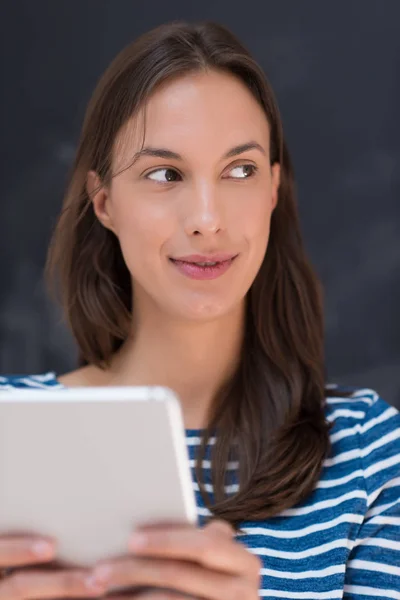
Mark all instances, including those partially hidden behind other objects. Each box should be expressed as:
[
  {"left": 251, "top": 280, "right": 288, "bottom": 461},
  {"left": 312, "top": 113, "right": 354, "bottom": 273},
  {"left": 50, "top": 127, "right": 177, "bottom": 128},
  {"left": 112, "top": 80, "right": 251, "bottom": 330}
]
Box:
[{"left": 204, "top": 519, "right": 235, "bottom": 538}]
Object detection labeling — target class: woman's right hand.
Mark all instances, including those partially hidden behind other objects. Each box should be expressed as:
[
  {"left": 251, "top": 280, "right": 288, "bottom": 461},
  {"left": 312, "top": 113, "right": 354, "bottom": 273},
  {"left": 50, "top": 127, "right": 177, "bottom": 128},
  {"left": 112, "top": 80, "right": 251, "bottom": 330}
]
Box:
[{"left": 0, "top": 534, "right": 108, "bottom": 598}]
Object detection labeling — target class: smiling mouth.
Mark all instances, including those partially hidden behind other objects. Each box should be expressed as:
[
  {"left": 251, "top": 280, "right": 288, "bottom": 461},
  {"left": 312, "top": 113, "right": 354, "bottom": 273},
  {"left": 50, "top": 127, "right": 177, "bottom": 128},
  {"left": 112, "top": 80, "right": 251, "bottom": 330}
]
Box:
[
  {"left": 171, "top": 259, "right": 226, "bottom": 266},
  {"left": 169, "top": 256, "right": 238, "bottom": 280}
]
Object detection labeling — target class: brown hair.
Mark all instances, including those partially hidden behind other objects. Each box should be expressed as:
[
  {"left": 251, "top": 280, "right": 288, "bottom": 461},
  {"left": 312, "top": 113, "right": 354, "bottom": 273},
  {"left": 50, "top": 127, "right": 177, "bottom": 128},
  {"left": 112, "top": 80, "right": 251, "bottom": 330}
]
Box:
[{"left": 46, "top": 20, "right": 348, "bottom": 530}]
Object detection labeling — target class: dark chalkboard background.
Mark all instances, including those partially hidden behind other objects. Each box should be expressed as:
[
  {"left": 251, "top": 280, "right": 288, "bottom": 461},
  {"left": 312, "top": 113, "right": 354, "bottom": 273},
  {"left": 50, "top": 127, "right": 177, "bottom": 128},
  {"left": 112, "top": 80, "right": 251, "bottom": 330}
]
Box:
[{"left": 1, "top": 1, "right": 399, "bottom": 407}]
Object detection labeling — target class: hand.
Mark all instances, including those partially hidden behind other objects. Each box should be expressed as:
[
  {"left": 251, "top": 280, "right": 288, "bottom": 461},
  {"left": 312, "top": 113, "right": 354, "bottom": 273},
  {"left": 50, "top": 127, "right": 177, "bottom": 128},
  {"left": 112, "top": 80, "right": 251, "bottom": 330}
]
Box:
[
  {"left": 90, "top": 519, "right": 261, "bottom": 599},
  {"left": 0, "top": 533, "right": 108, "bottom": 599}
]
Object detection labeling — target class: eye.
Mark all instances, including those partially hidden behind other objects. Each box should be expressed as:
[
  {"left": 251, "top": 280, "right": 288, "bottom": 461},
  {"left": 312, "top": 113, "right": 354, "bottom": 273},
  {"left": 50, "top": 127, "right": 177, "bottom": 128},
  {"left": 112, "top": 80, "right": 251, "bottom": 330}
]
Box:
[
  {"left": 145, "top": 168, "right": 182, "bottom": 184},
  {"left": 144, "top": 163, "right": 258, "bottom": 185},
  {"left": 226, "top": 164, "right": 258, "bottom": 179}
]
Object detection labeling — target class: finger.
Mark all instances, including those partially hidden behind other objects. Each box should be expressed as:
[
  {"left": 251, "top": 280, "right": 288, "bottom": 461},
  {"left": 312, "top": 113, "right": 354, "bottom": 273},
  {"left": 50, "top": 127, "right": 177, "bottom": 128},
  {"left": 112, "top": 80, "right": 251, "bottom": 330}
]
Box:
[
  {"left": 109, "top": 595, "right": 196, "bottom": 600},
  {"left": 93, "top": 556, "right": 255, "bottom": 600},
  {"left": 0, "top": 567, "right": 108, "bottom": 599},
  {"left": 110, "top": 593, "right": 197, "bottom": 600},
  {"left": 0, "top": 536, "right": 56, "bottom": 567},
  {"left": 127, "top": 526, "right": 260, "bottom": 578},
  {"left": 137, "top": 520, "right": 233, "bottom": 537},
  {"left": 108, "top": 587, "right": 198, "bottom": 599},
  {"left": 204, "top": 519, "right": 235, "bottom": 538}
]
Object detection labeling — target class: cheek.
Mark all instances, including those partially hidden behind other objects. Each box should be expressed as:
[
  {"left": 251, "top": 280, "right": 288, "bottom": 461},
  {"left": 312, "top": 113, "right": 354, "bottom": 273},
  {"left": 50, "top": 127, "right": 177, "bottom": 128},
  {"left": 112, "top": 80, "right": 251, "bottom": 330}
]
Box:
[
  {"left": 110, "top": 194, "right": 175, "bottom": 269},
  {"left": 233, "top": 192, "right": 273, "bottom": 243}
]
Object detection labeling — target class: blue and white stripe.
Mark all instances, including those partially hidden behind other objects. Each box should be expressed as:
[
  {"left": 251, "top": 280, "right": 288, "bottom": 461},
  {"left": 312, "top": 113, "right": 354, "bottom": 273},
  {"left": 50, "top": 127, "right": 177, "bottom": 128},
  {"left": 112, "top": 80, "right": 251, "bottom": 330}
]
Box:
[{"left": 1, "top": 373, "right": 399, "bottom": 598}]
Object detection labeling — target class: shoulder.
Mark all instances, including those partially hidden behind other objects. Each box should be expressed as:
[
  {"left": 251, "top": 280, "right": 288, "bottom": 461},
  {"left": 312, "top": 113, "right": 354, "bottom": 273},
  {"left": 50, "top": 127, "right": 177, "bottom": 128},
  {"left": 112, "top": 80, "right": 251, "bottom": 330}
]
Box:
[
  {"left": 324, "top": 385, "right": 399, "bottom": 431},
  {"left": 0, "top": 366, "right": 105, "bottom": 390},
  {"left": 0, "top": 372, "right": 63, "bottom": 390},
  {"left": 324, "top": 385, "right": 400, "bottom": 501}
]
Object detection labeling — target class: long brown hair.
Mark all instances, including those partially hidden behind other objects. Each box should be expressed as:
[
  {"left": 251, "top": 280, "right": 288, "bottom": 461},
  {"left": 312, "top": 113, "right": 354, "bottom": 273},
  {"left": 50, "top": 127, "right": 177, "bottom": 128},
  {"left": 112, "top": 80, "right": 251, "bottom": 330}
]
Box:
[{"left": 46, "top": 20, "right": 347, "bottom": 530}]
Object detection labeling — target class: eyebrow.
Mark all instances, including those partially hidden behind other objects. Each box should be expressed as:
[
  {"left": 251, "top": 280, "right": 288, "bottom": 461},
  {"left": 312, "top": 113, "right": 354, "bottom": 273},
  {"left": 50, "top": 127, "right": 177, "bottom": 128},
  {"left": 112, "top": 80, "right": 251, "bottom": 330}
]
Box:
[{"left": 131, "top": 141, "right": 266, "bottom": 163}]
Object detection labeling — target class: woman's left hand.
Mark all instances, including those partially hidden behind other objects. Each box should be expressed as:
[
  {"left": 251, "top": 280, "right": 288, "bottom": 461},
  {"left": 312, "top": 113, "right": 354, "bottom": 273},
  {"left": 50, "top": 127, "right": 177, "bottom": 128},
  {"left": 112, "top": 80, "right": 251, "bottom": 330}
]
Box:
[{"left": 90, "top": 519, "right": 261, "bottom": 599}]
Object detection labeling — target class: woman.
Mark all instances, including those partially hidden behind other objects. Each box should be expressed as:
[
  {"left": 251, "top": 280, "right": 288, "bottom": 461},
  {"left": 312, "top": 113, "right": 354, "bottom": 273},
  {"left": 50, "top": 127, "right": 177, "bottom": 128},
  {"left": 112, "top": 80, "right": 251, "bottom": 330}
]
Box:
[{"left": 0, "top": 20, "right": 399, "bottom": 600}]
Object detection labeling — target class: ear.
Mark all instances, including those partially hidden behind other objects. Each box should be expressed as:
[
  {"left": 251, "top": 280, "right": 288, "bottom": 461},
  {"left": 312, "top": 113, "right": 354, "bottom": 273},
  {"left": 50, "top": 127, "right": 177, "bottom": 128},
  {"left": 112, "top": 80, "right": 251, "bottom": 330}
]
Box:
[
  {"left": 270, "top": 162, "right": 281, "bottom": 211},
  {"left": 86, "top": 170, "right": 116, "bottom": 233}
]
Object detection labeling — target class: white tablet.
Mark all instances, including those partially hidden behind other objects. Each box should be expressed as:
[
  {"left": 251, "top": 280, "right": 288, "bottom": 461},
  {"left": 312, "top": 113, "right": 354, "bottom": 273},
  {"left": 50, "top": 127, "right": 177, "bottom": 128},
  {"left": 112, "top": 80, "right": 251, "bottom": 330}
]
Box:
[{"left": 0, "top": 386, "right": 198, "bottom": 566}]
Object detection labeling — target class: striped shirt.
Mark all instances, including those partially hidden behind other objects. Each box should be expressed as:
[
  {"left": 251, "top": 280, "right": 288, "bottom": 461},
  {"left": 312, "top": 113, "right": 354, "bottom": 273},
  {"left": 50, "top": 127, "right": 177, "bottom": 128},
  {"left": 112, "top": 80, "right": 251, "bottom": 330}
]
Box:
[{"left": 1, "top": 372, "right": 399, "bottom": 599}]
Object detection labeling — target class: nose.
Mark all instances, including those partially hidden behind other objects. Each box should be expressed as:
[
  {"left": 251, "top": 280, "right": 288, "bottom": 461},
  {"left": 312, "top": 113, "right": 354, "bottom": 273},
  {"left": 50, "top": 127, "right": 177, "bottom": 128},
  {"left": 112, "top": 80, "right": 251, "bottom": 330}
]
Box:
[{"left": 183, "top": 181, "right": 222, "bottom": 237}]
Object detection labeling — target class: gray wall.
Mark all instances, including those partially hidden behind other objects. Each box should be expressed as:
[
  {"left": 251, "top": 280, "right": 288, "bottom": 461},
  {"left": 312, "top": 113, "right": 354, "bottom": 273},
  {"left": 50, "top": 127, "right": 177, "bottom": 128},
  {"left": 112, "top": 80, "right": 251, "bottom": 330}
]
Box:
[{"left": 1, "top": 1, "right": 399, "bottom": 407}]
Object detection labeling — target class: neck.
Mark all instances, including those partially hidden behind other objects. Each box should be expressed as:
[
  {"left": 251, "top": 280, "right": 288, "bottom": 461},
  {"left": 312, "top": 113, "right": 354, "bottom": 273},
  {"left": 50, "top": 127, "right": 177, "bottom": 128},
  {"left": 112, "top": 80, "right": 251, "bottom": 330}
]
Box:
[{"left": 108, "top": 303, "right": 245, "bottom": 429}]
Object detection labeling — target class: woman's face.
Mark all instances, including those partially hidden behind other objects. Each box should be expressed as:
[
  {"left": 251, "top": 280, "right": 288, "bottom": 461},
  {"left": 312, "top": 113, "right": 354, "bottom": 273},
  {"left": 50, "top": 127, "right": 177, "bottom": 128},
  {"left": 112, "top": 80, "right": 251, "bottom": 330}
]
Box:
[{"left": 89, "top": 69, "right": 280, "bottom": 322}]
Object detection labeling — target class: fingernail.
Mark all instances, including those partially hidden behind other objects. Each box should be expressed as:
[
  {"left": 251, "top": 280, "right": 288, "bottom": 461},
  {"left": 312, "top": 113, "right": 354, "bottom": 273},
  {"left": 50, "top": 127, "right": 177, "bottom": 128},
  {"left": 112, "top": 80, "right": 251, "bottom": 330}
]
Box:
[
  {"left": 92, "top": 563, "right": 113, "bottom": 583},
  {"left": 85, "top": 574, "right": 106, "bottom": 593},
  {"left": 31, "top": 540, "right": 54, "bottom": 557},
  {"left": 129, "top": 532, "right": 148, "bottom": 550}
]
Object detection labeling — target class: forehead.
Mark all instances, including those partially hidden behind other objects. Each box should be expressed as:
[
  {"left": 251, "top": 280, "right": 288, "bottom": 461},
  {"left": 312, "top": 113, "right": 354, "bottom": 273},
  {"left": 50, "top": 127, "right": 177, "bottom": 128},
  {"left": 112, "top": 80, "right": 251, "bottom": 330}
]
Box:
[{"left": 113, "top": 70, "right": 270, "bottom": 167}]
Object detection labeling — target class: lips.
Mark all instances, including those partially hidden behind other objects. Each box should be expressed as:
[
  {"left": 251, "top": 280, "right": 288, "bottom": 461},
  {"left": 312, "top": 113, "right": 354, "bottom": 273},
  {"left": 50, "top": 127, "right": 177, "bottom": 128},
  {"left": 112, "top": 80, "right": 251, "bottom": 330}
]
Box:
[
  {"left": 170, "top": 253, "right": 238, "bottom": 264},
  {"left": 169, "top": 253, "right": 238, "bottom": 281}
]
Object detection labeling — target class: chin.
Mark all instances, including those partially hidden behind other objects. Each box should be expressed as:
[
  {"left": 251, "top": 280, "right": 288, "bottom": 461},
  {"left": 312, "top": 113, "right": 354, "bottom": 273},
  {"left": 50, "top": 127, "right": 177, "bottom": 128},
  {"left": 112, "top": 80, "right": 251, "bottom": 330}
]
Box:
[{"left": 172, "top": 294, "right": 242, "bottom": 322}]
